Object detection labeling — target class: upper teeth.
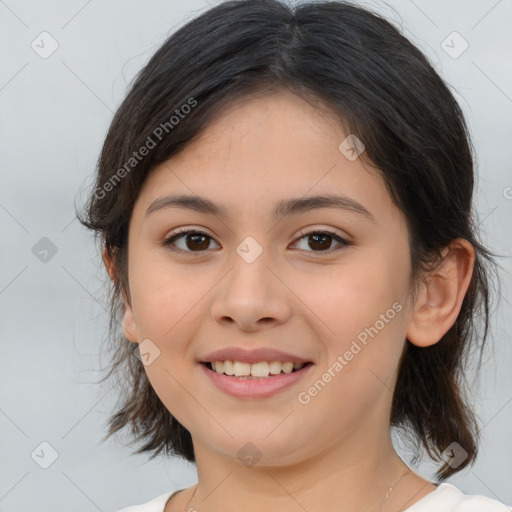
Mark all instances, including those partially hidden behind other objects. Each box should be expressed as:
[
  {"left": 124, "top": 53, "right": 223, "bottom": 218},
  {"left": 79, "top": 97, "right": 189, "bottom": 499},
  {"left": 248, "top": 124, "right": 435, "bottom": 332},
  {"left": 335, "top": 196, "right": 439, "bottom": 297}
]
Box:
[{"left": 211, "top": 361, "right": 304, "bottom": 377}]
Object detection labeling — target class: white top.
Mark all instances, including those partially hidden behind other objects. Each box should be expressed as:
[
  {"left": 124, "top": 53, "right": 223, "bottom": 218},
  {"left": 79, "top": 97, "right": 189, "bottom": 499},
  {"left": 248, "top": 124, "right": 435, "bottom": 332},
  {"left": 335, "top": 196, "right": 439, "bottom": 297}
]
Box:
[{"left": 116, "top": 483, "right": 512, "bottom": 511}]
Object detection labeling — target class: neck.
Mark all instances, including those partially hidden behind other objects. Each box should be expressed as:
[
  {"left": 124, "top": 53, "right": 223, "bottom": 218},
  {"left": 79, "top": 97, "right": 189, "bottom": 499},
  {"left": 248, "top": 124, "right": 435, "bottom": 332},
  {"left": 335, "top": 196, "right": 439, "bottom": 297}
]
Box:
[{"left": 186, "top": 426, "right": 412, "bottom": 512}]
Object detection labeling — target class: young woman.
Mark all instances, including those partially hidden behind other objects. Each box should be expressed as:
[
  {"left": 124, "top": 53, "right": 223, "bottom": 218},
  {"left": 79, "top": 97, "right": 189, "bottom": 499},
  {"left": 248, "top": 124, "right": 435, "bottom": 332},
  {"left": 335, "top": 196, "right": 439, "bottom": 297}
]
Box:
[{"left": 78, "top": 1, "right": 510, "bottom": 510}]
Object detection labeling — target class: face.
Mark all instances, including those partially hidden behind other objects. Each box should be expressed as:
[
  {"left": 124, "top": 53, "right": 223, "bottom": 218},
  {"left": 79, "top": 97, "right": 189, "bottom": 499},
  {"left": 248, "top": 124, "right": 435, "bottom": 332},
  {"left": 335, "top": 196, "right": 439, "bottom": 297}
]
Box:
[{"left": 121, "top": 89, "right": 416, "bottom": 467}]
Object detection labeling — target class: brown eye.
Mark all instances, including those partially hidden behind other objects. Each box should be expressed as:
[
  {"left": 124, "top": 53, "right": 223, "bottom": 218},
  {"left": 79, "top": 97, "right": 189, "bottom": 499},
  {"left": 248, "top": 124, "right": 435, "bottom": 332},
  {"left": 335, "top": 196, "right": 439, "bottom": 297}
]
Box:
[
  {"left": 162, "top": 230, "right": 219, "bottom": 254},
  {"left": 293, "top": 230, "right": 350, "bottom": 253}
]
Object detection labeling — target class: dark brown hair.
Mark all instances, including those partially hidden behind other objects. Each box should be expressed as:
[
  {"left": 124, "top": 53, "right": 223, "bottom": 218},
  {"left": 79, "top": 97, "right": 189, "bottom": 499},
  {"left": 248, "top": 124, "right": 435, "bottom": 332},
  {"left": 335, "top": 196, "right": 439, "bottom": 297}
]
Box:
[{"left": 77, "top": 0, "right": 502, "bottom": 480}]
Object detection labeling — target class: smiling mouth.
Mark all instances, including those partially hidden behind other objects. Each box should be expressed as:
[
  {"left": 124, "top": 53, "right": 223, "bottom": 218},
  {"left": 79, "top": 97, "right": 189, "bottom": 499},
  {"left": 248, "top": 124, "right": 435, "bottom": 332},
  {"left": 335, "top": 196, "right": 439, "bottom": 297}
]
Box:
[{"left": 202, "top": 361, "right": 314, "bottom": 379}]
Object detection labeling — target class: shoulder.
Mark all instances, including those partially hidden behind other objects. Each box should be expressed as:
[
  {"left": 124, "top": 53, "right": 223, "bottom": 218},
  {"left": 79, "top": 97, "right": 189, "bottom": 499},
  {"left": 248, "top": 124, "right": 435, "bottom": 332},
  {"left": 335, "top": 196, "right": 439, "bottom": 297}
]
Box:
[
  {"left": 115, "top": 490, "right": 178, "bottom": 512},
  {"left": 406, "top": 482, "right": 511, "bottom": 512}
]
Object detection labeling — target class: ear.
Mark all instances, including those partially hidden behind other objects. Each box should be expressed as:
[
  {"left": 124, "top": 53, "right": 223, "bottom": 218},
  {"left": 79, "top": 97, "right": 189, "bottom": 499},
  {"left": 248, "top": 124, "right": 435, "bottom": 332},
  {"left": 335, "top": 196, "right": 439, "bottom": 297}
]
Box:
[
  {"left": 102, "top": 246, "right": 116, "bottom": 280},
  {"left": 406, "top": 238, "right": 475, "bottom": 348},
  {"left": 102, "top": 246, "right": 139, "bottom": 344}
]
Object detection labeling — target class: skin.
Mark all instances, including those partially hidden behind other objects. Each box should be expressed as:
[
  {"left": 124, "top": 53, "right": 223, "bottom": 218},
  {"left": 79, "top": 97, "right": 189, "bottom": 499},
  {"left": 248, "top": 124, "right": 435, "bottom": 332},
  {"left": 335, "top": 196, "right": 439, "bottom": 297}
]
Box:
[{"left": 103, "top": 88, "right": 475, "bottom": 512}]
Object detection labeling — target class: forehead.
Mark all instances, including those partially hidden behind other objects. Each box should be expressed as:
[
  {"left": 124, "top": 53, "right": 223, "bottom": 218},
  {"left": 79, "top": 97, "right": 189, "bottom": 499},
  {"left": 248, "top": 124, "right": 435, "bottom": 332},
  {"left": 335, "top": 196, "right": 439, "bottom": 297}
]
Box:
[{"left": 132, "top": 89, "right": 402, "bottom": 230}]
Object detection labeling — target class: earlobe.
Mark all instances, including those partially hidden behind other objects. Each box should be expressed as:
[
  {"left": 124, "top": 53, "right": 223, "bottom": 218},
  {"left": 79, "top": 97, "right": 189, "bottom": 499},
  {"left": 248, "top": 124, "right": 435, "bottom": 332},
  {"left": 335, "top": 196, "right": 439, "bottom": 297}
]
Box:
[
  {"left": 406, "top": 239, "right": 475, "bottom": 348},
  {"left": 122, "top": 304, "right": 139, "bottom": 344}
]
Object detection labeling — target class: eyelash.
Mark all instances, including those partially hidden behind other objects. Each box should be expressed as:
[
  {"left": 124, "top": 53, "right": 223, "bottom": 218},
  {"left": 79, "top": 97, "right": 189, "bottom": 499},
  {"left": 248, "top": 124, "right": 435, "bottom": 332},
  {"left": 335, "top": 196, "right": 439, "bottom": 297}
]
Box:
[{"left": 160, "top": 227, "right": 352, "bottom": 256}]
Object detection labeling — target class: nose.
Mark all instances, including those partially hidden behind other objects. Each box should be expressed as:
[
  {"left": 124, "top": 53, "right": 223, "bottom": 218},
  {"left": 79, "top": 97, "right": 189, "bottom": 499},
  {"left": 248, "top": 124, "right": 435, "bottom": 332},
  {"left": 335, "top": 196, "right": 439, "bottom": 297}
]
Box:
[{"left": 210, "top": 248, "right": 292, "bottom": 332}]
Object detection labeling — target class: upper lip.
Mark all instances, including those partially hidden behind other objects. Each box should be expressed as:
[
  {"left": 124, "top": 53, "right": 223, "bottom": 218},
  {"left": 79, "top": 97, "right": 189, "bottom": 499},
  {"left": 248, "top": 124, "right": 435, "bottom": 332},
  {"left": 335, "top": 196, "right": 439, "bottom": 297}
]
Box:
[{"left": 199, "top": 347, "right": 312, "bottom": 364}]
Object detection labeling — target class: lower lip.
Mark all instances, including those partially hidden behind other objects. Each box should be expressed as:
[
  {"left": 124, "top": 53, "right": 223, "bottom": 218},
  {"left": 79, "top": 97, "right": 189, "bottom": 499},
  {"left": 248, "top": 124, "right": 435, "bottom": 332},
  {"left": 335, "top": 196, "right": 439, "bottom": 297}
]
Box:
[{"left": 200, "top": 362, "right": 314, "bottom": 399}]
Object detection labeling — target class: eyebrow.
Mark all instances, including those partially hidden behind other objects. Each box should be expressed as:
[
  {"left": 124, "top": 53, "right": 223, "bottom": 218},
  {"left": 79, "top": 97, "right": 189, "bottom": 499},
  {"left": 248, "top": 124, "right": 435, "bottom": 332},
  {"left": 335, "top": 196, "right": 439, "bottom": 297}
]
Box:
[{"left": 144, "top": 193, "right": 376, "bottom": 223}]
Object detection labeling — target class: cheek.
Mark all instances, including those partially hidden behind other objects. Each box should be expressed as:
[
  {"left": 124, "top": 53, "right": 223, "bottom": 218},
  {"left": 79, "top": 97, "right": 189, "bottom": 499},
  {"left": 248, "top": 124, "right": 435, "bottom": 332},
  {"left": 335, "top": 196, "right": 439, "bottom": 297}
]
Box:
[
  {"left": 128, "top": 259, "right": 210, "bottom": 404},
  {"left": 302, "top": 250, "right": 408, "bottom": 381},
  {"left": 129, "top": 250, "right": 202, "bottom": 339},
  {"left": 309, "top": 255, "right": 403, "bottom": 332}
]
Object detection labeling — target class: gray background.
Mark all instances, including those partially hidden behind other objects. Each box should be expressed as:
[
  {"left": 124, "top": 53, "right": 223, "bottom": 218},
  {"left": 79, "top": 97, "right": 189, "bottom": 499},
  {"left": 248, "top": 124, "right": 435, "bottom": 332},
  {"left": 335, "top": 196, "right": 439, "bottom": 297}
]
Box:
[{"left": 1, "top": 0, "right": 511, "bottom": 510}]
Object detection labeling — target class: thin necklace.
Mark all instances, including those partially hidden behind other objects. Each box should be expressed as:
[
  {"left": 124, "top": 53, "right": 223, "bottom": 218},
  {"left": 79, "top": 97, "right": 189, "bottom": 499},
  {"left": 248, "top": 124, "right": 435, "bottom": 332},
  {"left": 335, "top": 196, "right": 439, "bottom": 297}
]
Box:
[{"left": 378, "top": 466, "right": 411, "bottom": 511}]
